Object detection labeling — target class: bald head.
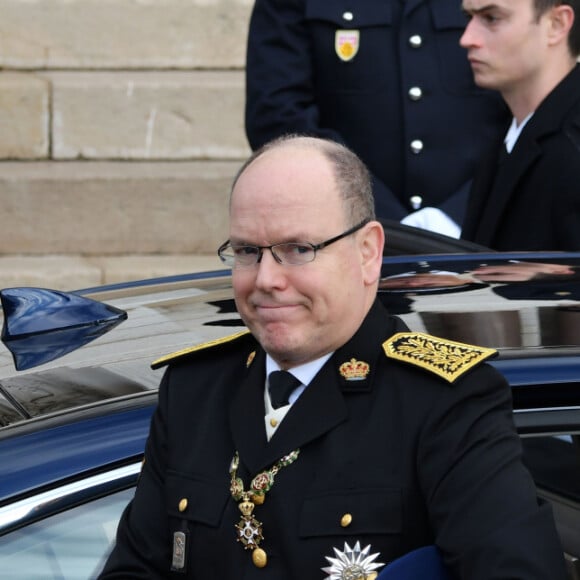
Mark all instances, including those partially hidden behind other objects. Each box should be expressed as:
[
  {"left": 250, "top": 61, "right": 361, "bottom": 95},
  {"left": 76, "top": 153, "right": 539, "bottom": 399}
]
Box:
[{"left": 232, "top": 135, "right": 376, "bottom": 225}]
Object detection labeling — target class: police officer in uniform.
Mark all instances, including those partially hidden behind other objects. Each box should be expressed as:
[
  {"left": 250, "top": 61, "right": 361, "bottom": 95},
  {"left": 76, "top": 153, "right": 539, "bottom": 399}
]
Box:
[
  {"left": 245, "top": 0, "right": 509, "bottom": 233},
  {"left": 99, "top": 136, "right": 566, "bottom": 579}
]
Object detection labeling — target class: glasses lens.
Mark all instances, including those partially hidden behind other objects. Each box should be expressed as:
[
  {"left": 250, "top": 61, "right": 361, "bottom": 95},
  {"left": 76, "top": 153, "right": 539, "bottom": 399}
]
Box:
[
  {"left": 219, "top": 244, "right": 261, "bottom": 268},
  {"left": 218, "top": 244, "right": 234, "bottom": 267},
  {"left": 219, "top": 242, "right": 317, "bottom": 267},
  {"left": 274, "top": 243, "right": 316, "bottom": 265}
]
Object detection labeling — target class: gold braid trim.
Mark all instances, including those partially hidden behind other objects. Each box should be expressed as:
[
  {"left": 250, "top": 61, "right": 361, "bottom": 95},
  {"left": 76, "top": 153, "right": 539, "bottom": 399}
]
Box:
[
  {"left": 151, "top": 330, "right": 251, "bottom": 369},
  {"left": 383, "top": 332, "right": 496, "bottom": 383}
]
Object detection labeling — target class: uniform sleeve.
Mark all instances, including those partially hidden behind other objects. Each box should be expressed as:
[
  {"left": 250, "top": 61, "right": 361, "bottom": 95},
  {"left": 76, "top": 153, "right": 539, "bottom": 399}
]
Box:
[
  {"left": 97, "top": 371, "right": 174, "bottom": 579},
  {"left": 417, "top": 364, "right": 568, "bottom": 579},
  {"left": 244, "top": 0, "right": 407, "bottom": 219}
]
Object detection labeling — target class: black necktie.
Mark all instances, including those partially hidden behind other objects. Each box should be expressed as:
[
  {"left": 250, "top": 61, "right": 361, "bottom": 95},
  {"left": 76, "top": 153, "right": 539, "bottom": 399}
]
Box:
[{"left": 268, "top": 371, "right": 301, "bottom": 409}]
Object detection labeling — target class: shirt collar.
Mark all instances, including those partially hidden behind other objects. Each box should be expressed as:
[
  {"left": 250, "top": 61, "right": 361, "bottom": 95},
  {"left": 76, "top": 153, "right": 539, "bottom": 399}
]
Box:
[
  {"left": 504, "top": 111, "right": 534, "bottom": 153},
  {"left": 265, "top": 352, "right": 333, "bottom": 387}
]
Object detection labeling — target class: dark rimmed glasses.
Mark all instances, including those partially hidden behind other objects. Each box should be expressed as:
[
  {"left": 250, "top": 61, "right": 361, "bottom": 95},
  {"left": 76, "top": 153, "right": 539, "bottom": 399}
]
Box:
[{"left": 217, "top": 218, "right": 370, "bottom": 268}]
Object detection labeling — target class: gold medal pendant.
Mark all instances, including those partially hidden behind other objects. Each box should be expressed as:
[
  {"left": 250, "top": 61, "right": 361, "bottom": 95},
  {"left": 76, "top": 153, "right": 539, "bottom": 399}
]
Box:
[
  {"left": 235, "top": 494, "right": 267, "bottom": 567},
  {"left": 252, "top": 548, "right": 267, "bottom": 568}
]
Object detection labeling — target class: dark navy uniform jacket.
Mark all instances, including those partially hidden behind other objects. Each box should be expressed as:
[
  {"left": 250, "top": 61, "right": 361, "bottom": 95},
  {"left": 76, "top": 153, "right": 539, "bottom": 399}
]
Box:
[
  {"left": 245, "top": 0, "right": 509, "bottom": 224},
  {"left": 99, "top": 300, "right": 566, "bottom": 579}
]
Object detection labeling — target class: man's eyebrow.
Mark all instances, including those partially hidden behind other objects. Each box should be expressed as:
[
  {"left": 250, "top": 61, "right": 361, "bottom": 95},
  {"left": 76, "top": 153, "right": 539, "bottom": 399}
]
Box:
[{"left": 462, "top": 3, "right": 499, "bottom": 15}]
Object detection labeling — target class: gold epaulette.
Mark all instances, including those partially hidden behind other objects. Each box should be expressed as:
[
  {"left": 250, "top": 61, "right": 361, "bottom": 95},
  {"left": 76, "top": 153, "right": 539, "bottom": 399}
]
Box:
[
  {"left": 383, "top": 332, "right": 497, "bottom": 383},
  {"left": 151, "top": 330, "right": 251, "bottom": 369}
]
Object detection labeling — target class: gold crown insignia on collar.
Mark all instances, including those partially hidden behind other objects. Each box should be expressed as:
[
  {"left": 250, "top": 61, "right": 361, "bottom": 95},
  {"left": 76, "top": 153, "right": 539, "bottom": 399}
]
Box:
[
  {"left": 339, "top": 358, "right": 370, "bottom": 381},
  {"left": 383, "top": 332, "right": 496, "bottom": 383}
]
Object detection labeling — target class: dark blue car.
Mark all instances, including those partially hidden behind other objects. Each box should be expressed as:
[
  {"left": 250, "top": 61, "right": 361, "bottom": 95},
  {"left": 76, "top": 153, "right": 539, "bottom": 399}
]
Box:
[{"left": 0, "top": 223, "right": 578, "bottom": 579}]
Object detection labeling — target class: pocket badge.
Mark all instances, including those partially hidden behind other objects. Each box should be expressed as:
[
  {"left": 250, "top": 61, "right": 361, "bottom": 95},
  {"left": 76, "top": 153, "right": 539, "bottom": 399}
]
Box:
[
  {"left": 322, "top": 541, "right": 384, "bottom": 579},
  {"left": 171, "top": 531, "right": 187, "bottom": 572},
  {"left": 335, "top": 30, "right": 360, "bottom": 62}
]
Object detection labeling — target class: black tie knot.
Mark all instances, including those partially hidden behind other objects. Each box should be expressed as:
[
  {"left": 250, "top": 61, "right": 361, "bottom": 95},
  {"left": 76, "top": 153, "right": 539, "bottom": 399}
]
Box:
[{"left": 268, "top": 370, "right": 301, "bottom": 409}]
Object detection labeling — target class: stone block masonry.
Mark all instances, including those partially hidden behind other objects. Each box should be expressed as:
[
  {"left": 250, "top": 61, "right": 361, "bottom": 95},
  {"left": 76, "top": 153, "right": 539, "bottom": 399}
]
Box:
[{"left": 0, "top": 0, "right": 253, "bottom": 289}]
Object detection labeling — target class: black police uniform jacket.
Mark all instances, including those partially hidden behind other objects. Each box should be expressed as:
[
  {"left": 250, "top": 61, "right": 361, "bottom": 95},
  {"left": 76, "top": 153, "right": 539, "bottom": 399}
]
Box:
[
  {"left": 462, "top": 65, "right": 580, "bottom": 251},
  {"left": 99, "top": 300, "right": 566, "bottom": 579},
  {"left": 245, "top": 0, "right": 508, "bottom": 223}
]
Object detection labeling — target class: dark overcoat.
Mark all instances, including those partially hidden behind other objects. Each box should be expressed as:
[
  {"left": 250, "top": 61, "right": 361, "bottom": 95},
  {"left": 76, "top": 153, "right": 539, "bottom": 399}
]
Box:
[
  {"left": 99, "top": 301, "right": 566, "bottom": 579},
  {"left": 245, "top": 0, "right": 508, "bottom": 223},
  {"left": 462, "top": 65, "right": 580, "bottom": 251}
]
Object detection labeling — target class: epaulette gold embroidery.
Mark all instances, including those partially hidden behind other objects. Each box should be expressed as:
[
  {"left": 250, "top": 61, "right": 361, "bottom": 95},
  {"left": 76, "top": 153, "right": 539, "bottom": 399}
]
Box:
[
  {"left": 383, "top": 332, "right": 496, "bottom": 383},
  {"left": 151, "top": 330, "right": 251, "bottom": 369}
]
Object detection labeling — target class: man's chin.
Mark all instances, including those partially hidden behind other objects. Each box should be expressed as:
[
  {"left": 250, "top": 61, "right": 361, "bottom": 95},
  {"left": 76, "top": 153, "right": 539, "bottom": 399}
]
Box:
[
  {"left": 259, "top": 332, "right": 304, "bottom": 363},
  {"left": 472, "top": 73, "right": 496, "bottom": 91}
]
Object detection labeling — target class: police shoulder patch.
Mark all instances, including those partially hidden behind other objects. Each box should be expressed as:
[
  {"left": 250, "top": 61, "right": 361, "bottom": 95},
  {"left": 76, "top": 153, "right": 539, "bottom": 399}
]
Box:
[
  {"left": 382, "top": 331, "right": 497, "bottom": 383},
  {"left": 151, "top": 330, "right": 251, "bottom": 369}
]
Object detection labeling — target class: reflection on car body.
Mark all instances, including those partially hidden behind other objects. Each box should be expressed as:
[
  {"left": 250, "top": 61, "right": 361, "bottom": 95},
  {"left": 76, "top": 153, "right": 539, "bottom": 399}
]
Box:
[{"left": 0, "top": 226, "right": 579, "bottom": 578}]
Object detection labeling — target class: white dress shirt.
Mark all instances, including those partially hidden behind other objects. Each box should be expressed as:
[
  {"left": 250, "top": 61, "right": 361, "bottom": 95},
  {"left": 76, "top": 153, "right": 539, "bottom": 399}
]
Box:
[{"left": 264, "top": 352, "right": 332, "bottom": 440}]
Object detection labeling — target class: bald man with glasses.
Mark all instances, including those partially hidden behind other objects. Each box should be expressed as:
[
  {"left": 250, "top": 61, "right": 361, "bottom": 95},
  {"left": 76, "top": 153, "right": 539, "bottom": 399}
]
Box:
[{"left": 100, "top": 135, "right": 566, "bottom": 580}]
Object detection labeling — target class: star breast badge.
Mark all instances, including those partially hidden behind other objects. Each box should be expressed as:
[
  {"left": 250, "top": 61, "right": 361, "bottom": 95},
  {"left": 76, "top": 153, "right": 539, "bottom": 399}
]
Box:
[{"left": 322, "top": 541, "right": 384, "bottom": 580}]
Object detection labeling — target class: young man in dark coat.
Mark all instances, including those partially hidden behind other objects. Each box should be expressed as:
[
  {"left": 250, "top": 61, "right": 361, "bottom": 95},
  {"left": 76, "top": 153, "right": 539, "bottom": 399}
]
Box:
[
  {"left": 461, "top": 0, "right": 580, "bottom": 250},
  {"left": 99, "top": 136, "right": 567, "bottom": 579}
]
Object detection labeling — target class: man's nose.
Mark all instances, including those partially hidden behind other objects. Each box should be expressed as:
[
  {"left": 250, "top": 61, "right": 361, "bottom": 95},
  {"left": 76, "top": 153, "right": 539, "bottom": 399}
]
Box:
[
  {"left": 459, "top": 20, "right": 476, "bottom": 48},
  {"left": 255, "top": 248, "right": 287, "bottom": 288}
]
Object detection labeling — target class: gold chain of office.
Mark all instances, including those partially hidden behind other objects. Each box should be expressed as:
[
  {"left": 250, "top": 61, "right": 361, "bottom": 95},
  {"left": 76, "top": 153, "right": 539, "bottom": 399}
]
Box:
[{"left": 229, "top": 449, "right": 300, "bottom": 568}]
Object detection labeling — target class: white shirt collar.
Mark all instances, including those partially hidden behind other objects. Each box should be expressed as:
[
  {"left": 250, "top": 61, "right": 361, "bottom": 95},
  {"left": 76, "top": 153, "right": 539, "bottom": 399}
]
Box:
[
  {"left": 504, "top": 112, "right": 534, "bottom": 153},
  {"left": 265, "top": 353, "right": 333, "bottom": 388}
]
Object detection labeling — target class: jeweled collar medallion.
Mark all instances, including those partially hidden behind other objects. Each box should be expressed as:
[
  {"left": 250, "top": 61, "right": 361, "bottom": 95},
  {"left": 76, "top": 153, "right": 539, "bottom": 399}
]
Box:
[{"left": 229, "top": 449, "right": 300, "bottom": 568}]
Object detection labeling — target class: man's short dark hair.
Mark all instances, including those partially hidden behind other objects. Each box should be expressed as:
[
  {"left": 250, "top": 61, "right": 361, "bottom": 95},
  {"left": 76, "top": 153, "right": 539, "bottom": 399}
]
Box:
[{"left": 534, "top": 0, "right": 580, "bottom": 56}]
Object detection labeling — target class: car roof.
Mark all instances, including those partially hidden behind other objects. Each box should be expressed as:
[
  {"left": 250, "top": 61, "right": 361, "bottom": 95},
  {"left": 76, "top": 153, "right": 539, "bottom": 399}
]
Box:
[{"left": 0, "top": 270, "right": 240, "bottom": 428}]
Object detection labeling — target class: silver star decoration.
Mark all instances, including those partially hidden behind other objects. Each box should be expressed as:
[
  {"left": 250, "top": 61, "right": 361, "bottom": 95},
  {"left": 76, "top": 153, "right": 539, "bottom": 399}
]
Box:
[{"left": 322, "top": 541, "right": 385, "bottom": 580}]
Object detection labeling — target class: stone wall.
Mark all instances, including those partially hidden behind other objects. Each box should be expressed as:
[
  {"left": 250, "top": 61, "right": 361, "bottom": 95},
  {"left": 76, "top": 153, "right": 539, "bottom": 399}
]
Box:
[{"left": 0, "top": 0, "right": 253, "bottom": 289}]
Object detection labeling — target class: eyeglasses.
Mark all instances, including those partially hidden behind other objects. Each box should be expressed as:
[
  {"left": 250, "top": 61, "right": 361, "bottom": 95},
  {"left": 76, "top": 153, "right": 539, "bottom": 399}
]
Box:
[{"left": 217, "top": 218, "right": 370, "bottom": 268}]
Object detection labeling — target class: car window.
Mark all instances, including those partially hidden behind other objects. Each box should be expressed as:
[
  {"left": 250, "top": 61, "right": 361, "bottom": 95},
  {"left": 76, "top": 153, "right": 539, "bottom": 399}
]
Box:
[
  {"left": 0, "top": 487, "right": 134, "bottom": 579},
  {"left": 522, "top": 433, "right": 580, "bottom": 575},
  {"left": 523, "top": 434, "right": 580, "bottom": 502}
]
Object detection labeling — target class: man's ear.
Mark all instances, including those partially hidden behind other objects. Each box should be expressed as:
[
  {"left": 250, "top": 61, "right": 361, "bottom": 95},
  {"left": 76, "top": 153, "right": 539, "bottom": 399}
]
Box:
[
  {"left": 360, "top": 220, "right": 385, "bottom": 285},
  {"left": 548, "top": 4, "right": 574, "bottom": 47}
]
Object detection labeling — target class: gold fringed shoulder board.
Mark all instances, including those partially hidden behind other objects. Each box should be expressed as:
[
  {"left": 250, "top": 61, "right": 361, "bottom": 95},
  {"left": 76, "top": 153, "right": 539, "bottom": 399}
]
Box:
[
  {"left": 383, "top": 332, "right": 497, "bottom": 383},
  {"left": 151, "top": 330, "right": 251, "bottom": 369}
]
